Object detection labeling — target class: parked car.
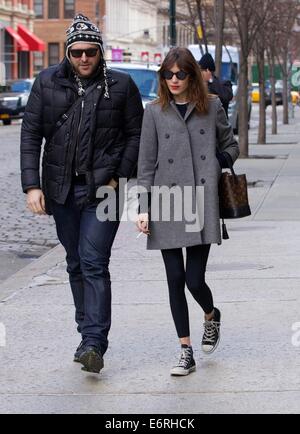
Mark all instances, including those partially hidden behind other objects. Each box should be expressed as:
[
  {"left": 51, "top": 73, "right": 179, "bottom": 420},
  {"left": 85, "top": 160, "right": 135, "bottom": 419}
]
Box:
[
  {"left": 251, "top": 83, "right": 260, "bottom": 103},
  {"left": 251, "top": 80, "right": 283, "bottom": 106},
  {"left": 0, "top": 78, "right": 35, "bottom": 125},
  {"left": 228, "top": 84, "right": 252, "bottom": 134},
  {"left": 265, "top": 80, "right": 283, "bottom": 106},
  {"left": 107, "top": 62, "right": 159, "bottom": 107}
]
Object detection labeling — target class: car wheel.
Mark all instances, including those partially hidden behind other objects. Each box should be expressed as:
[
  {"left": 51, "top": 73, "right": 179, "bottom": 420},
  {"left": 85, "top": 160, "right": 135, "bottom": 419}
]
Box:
[{"left": 3, "top": 119, "right": 11, "bottom": 126}]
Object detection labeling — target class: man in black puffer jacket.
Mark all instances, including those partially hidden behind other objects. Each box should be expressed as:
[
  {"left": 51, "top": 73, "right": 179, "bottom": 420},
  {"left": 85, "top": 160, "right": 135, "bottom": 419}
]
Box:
[
  {"left": 199, "top": 52, "right": 233, "bottom": 117},
  {"left": 20, "top": 14, "right": 143, "bottom": 374}
]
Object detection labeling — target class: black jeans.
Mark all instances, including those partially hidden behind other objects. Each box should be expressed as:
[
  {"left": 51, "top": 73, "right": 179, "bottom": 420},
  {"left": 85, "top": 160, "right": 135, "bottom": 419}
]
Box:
[
  {"left": 161, "top": 244, "right": 214, "bottom": 339},
  {"left": 51, "top": 184, "right": 120, "bottom": 355}
]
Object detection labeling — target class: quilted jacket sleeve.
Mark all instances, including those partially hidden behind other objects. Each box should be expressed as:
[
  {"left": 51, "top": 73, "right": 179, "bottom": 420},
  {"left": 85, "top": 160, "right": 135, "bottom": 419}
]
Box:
[
  {"left": 20, "top": 74, "right": 44, "bottom": 193},
  {"left": 115, "top": 76, "right": 144, "bottom": 179}
]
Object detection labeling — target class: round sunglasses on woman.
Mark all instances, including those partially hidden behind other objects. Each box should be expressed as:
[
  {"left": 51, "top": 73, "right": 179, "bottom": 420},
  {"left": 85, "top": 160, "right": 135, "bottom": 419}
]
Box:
[
  {"left": 162, "top": 70, "right": 189, "bottom": 80},
  {"left": 136, "top": 47, "right": 239, "bottom": 376}
]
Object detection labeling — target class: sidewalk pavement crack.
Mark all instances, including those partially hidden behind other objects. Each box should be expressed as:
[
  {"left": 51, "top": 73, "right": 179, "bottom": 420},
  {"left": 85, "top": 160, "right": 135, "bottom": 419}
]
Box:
[{"left": 253, "top": 149, "right": 294, "bottom": 219}]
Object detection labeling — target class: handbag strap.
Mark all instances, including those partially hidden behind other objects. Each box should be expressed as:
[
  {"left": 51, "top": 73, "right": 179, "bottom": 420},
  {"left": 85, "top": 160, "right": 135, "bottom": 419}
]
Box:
[{"left": 222, "top": 152, "right": 238, "bottom": 180}]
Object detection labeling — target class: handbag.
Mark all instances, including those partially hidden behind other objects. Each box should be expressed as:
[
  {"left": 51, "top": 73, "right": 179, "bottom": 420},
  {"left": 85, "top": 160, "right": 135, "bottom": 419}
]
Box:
[{"left": 218, "top": 153, "right": 251, "bottom": 239}]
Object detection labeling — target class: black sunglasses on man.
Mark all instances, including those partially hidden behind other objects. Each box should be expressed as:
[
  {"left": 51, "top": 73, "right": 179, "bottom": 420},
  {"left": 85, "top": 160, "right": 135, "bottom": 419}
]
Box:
[{"left": 69, "top": 48, "right": 99, "bottom": 58}]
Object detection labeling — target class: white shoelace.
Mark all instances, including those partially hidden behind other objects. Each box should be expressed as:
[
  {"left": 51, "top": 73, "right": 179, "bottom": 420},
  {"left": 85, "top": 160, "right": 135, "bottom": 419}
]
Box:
[
  {"left": 177, "top": 348, "right": 193, "bottom": 368},
  {"left": 203, "top": 320, "right": 220, "bottom": 343}
]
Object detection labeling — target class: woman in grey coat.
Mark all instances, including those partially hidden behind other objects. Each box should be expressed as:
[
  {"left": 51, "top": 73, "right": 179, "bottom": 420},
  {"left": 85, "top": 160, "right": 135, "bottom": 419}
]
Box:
[{"left": 136, "top": 48, "right": 239, "bottom": 376}]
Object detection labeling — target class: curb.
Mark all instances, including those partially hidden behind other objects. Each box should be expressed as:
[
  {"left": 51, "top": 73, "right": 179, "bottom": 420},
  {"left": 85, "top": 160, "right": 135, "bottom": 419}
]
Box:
[{"left": 0, "top": 244, "right": 64, "bottom": 303}]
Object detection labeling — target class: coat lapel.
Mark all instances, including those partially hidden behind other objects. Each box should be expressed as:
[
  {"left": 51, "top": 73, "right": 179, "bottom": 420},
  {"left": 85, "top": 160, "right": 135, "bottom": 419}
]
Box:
[
  {"left": 184, "top": 102, "right": 196, "bottom": 121},
  {"left": 170, "top": 100, "right": 185, "bottom": 123},
  {"left": 169, "top": 100, "right": 196, "bottom": 122}
]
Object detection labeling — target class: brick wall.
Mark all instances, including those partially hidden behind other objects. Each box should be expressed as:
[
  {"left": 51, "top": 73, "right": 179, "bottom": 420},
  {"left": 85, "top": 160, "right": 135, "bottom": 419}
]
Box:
[{"left": 33, "top": 0, "right": 105, "bottom": 70}]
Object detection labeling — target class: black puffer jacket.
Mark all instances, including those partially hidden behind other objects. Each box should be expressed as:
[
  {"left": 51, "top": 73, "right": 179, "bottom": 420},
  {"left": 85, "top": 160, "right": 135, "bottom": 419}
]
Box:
[
  {"left": 208, "top": 76, "right": 233, "bottom": 116},
  {"left": 21, "top": 58, "right": 143, "bottom": 209}
]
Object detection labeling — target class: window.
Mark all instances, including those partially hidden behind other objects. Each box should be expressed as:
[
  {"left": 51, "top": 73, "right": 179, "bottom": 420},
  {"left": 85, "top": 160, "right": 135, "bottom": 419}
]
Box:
[
  {"left": 33, "top": 52, "right": 44, "bottom": 74},
  {"left": 64, "top": 0, "right": 75, "bottom": 19},
  {"left": 34, "top": 0, "right": 43, "bottom": 18},
  {"left": 48, "top": 43, "right": 60, "bottom": 66},
  {"left": 48, "top": 0, "right": 59, "bottom": 19}
]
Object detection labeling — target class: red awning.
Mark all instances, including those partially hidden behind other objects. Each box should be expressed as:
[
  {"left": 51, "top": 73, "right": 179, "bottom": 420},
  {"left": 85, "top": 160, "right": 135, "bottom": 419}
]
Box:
[
  {"left": 5, "top": 26, "right": 29, "bottom": 51},
  {"left": 17, "top": 24, "right": 45, "bottom": 52}
]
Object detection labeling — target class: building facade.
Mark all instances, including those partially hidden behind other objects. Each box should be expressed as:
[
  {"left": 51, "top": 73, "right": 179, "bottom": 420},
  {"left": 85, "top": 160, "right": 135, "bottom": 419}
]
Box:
[
  {"left": 32, "top": 0, "right": 105, "bottom": 73},
  {"left": 105, "top": 0, "right": 158, "bottom": 62},
  {"left": 106, "top": 0, "right": 194, "bottom": 64},
  {"left": 0, "top": 0, "right": 45, "bottom": 83}
]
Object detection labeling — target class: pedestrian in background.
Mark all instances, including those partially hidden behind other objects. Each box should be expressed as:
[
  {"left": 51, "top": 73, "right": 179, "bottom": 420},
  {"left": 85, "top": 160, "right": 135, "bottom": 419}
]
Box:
[
  {"left": 199, "top": 52, "right": 233, "bottom": 117},
  {"left": 136, "top": 47, "right": 239, "bottom": 376},
  {"left": 20, "top": 14, "right": 143, "bottom": 374}
]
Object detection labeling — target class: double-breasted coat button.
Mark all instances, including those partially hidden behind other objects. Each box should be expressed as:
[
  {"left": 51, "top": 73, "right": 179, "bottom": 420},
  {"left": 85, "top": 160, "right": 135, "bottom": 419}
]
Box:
[
  {"left": 200, "top": 129, "right": 205, "bottom": 134},
  {"left": 168, "top": 158, "right": 174, "bottom": 164},
  {"left": 165, "top": 133, "right": 170, "bottom": 139},
  {"left": 201, "top": 155, "right": 206, "bottom": 160},
  {"left": 201, "top": 178, "right": 206, "bottom": 184}
]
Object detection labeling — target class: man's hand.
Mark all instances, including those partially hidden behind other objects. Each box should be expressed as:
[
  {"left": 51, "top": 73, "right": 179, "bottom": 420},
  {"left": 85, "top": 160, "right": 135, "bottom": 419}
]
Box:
[{"left": 26, "top": 188, "right": 46, "bottom": 215}]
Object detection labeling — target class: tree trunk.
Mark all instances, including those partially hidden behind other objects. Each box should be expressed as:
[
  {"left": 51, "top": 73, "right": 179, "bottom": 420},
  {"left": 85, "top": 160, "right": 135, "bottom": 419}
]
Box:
[
  {"left": 238, "top": 57, "right": 249, "bottom": 157},
  {"left": 281, "top": 50, "right": 289, "bottom": 125},
  {"left": 238, "top": 6, "right": 249, "bottom": 158},
  {"left": 185, "top": 0, "right": 204, "bottom": 55},
  {"left": 214, "top": 0, "right": 225, "bottom": 77},
  {"left": 257, "top": 47, "right": 266, "bottom": 144},
  {"left": 283, "top": 72, "right": 289, "bottom": 124},
  {"left": 269, "top": 54, "right": 277, "bottom": 135},
  {"left": 196, "top": 0, "right": 208, "bottom": 52}
]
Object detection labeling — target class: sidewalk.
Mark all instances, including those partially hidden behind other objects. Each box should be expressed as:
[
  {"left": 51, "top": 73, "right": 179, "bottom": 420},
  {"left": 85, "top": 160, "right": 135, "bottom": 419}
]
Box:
[{"left": 1, "top": 109, "right": 300, "bottom": 414}]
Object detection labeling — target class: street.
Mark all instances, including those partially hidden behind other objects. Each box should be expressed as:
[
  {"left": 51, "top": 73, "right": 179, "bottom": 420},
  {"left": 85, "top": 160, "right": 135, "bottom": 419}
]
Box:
[{"left": 0, "top": 122, "right": 57, "bottom": 283}]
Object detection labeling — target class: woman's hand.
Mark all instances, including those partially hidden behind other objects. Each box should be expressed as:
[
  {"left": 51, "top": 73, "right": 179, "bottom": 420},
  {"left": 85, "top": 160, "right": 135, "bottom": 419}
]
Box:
[{"left": 136, "top": 213, "right": 150, "bottom": 234}]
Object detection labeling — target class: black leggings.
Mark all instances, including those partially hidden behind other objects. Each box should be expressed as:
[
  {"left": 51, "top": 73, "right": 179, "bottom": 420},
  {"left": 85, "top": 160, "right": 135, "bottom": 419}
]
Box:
[{"left": 161, "top": 244, "right": 214, "bottom": 338}]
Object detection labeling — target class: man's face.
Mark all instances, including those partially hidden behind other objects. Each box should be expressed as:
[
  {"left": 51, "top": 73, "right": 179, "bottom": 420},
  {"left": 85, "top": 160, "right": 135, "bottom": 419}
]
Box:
[
  {"left": 201, "top": 68, "right": 213, "bottom": 83},
  {"left": 69, "top": 43, "right": 101, "bottom": 77}
]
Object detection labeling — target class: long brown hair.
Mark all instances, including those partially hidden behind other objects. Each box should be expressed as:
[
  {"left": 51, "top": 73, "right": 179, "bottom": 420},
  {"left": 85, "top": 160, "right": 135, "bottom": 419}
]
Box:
[{"left": 157, "top": 47, "right": 209, "bottom": 114}]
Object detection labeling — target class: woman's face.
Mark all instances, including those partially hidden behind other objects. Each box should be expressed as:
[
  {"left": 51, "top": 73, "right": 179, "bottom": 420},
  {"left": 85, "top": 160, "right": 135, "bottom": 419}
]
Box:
[{"left": 164, "top": 63, "right": 189, "bottom": 100}]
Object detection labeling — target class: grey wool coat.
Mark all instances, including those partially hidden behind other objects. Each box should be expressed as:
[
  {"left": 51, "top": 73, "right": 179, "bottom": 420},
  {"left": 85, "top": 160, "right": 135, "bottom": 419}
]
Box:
[{"left": 137, "top": 97, "right": 240, "bottom": 250}]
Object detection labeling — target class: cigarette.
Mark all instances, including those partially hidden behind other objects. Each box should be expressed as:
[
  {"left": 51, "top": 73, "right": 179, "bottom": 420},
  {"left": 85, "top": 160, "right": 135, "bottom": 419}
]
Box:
[{"left": 136, "top": 232, "right": 143, "bottom": 239}]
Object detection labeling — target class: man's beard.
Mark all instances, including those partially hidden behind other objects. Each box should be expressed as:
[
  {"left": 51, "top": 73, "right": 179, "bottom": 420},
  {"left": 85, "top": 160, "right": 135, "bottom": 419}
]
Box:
[{"left": 75, "top": 62, "right": 100, "bottom": 78}]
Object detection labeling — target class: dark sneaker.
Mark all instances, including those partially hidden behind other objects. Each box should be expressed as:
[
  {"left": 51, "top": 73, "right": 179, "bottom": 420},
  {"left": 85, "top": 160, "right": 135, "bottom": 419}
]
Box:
[
  {"left": 202, "top": 307, "right": 221, "bottom": 354},
  {"left": 170, "top": 345, "right": 196, "bottom": 376},
  {"left": 79, "top": 346, "right": 104, "bottom": 374},
  {"left": 73, "top": 340, "right": 86, "bottom": 363}
]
